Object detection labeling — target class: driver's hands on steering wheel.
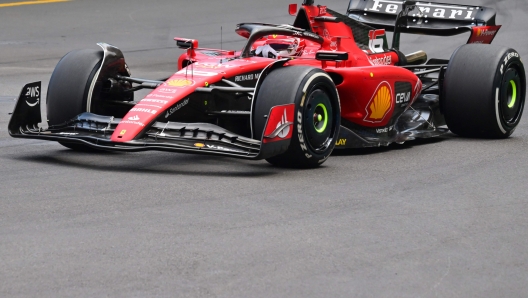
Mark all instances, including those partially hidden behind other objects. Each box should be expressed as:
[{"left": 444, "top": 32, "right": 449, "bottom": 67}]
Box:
[{"left": 254, "top": 44, "right": 279, "bottom": 59}]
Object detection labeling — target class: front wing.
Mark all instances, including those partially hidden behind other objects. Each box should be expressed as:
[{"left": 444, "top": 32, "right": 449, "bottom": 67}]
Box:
[{"left": 8, "top": 82, "right": 291, "bottom": 160}]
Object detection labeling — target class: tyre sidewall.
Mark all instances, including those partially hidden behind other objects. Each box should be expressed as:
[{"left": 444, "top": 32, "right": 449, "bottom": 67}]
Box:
[{"left": 493, "top": 50, "right": 525, "bottom": 136}]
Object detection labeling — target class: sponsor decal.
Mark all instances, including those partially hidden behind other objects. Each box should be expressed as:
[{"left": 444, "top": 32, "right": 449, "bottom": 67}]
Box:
[
  {"left": 395, "top": 82, "right": 412, "bottom": 107},
  {"left": 145, "top": 94, "right": 172, "bottom": 101},
  {"left": 504, "top": 52, "right": 520, "bottom": 64},
  {"left": 158, "top": 88, "right": 178, "bottom": 94},
  {"left": 329, "top": 38, "right": 338, "bottom": 51},
  {"left": 376, "top": 125, "right": 394, "bottom": 134},
  {"left": 25, "top": 86, "right": 40, "bottom": 107},
  {"left": 369, "top": 54, "right": 392, "bottom": 65},
  {"left": 323, "top": 29, "right": 330, "bottom": 39},
  {"left": 175, "top": 69, "right": 218, "bottom": 77},
  {"left": 364, "top": 81, "right": 393, "bottom": 123},
  {"left": 303, "top": 49, "right": 316, "bottom": 55},
  {"left": 165, "top": 79, "right": 194, "bottom": 87},
  {"left": 264, "top": 105, "right": 294, "bottom": 143},
  {"left": 303, "top": 31, "right": 320, "bottom": 40},
  {"left": 135, "top": 104, "right": 163, "bottom": 109},
  {"left": 194, "top": 143, "right": 205, "bottom": 148},
  {"left": 501, "top": 51, "right": 520, "bottom": 74},
  {"left": 318, "top": 5, "right": 327, "bottom": 16},
  {"left": 234, "top": 73, "right": 260, "bottom": 82},
  {"left": 367, "top": 0, "right": 476, "bottom": 20},
  {"left": 194, "top": 63, "right": 234, "bottom": 69},
  {"left": 128, "top": 115, "right": 140, "bottom": 121},
  {"left": 120, "top": 130, "right": 126, "bottom": 135},
  {"left": 276, "top": 108, "right": 291, "bottom": 139},
  {"left": 468, "top": 25, "right": 501, "bottom": 45},
  {"left": 120, "top": 120, "right": 145, "bottom": 127},
  {"left": 336, "top": 139, "right": 347, "bottom": 146},
  {"left": 58, "top": 132, "right": 79, "bottom": 136},
  {"left": 368, "top": 29, "right": 388, "bottom": 54},
  {"left": 396, "top": 92, "right": 411, "bottom": 104},
  {"left": 141, "top": 98, "right": 172, "bottom": 104},
  {"left": 130, "top": 108, "right": 157, "bottom": 114},
  {"left": 205, "top": 144, "right": 243, "bottom": 153},
  {"left": 165, "top": 98, "right": 189, "bottom": 118},
  {"left": 477, "top": 28, "right": 497, "bottom": 37},
  {"left": 297, "top": 110, "right": 312, "bottom": 159}
]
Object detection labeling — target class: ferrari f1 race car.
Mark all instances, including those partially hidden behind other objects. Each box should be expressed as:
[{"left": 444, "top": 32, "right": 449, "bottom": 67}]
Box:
[{"left": 9, "top": 0, "right": 526, "bottom": 168}]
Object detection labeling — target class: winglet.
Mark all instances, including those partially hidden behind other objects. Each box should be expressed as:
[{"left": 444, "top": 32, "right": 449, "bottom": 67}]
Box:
[{"left": 8, "top": 82, "right": 42, "bottom": 136}]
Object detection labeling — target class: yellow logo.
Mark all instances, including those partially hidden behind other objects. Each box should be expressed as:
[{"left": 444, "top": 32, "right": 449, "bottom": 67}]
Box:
[
  {"left": 194, "top": 143, "right": 205, "bottom": 148},
  {"left": 365, "top": 82, "right": 392, "bottom": 123},
  {"left": 476, "top": 28, "right": 496, "bottom": 37},
  {"left": 120, "top": 130, "right": 126, "bottom": 135},
  {"left": 336, "top": 139, "right": 347, "bottom": 146},
  {"left": 166, "top": 79, "right": 194, "bottom": 87}
]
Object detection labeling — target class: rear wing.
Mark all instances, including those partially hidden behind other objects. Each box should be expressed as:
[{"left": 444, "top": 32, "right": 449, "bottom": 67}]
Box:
[{"left": 347, "top": 0, "right": 498, "bottom": 37}]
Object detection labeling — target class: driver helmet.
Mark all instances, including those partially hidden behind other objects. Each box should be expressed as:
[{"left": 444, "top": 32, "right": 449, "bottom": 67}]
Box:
[
  {"left": 256, "top": 36, "right": 305, "bottom": 58},
  {"left": 269, "top": 37, "right": 305, "bottom": 57}
]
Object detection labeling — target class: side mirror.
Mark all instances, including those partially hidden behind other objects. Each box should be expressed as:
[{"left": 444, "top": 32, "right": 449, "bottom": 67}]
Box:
[
  {"left": 174, "top": 37, "right": 198, "bottom": 49},
  {"left": 315, "top": 51, "right": 349, "bottom": 61},
  {"left": 288, "top": 4, "right": 297, "bottom": 16}
]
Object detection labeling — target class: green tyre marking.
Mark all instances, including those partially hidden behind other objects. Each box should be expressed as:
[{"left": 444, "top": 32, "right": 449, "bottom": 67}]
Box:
[
  {"left": 508, "top": 80, "right": 517, "bottom": 108},
  {"left": 314, "top": 103, "right": 328, "bottom": 133}
]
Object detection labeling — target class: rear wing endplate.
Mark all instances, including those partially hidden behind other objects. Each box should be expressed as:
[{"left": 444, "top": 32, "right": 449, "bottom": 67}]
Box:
[{"left": 347, "top": 0, "right": 498, "bottom": 36}]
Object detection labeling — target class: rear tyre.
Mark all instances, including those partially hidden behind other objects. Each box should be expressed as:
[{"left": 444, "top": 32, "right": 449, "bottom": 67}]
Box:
[
  {"left": 254, "top": 67, "right": 340, "bottom": 168},
  {"left": 443, "top": 44, "right": 526, "bottom": 138},
  {"left": 47, "top": 49, "right": 104, "bottom": 151}
]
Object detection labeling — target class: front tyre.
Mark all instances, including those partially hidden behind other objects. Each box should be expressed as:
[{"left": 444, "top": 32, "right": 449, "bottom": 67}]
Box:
[
  {"left": 47, "top": 49, "right": 105, "bottom": 151},
  {"left": 254, "top": 67, "right": 340, "bottom": 168},
  {"left": 443, "top": 44, "right": 526, "bottom": 138},
  {"left": 47, "top": 49, "right": 104, "bottom": 126}
]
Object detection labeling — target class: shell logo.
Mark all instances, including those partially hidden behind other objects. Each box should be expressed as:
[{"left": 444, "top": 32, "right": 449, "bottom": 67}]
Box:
[
  {"left": 364, "top": 82, "right": 393, "bottom": 123},
  {"left": 166, "top": 79, "right": 194, "bottom": 87}
]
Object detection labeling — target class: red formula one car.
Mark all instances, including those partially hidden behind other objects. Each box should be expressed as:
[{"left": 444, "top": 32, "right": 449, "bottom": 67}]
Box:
[{"left": 9, "top": 0, "right": 526, "bottom": 168}]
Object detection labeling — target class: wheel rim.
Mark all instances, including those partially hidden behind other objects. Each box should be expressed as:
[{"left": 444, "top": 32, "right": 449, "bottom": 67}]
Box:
[
  {"left": 304, "top": 87, "right": 334, "bottom": 153},
  {"left": 501, "top": 68, "right": 523, "bottom": 125}
]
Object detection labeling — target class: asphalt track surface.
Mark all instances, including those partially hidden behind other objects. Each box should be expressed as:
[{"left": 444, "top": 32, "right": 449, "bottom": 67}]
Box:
[{"left": 1, "top": 0, "right": 528, "bottom": 297}]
